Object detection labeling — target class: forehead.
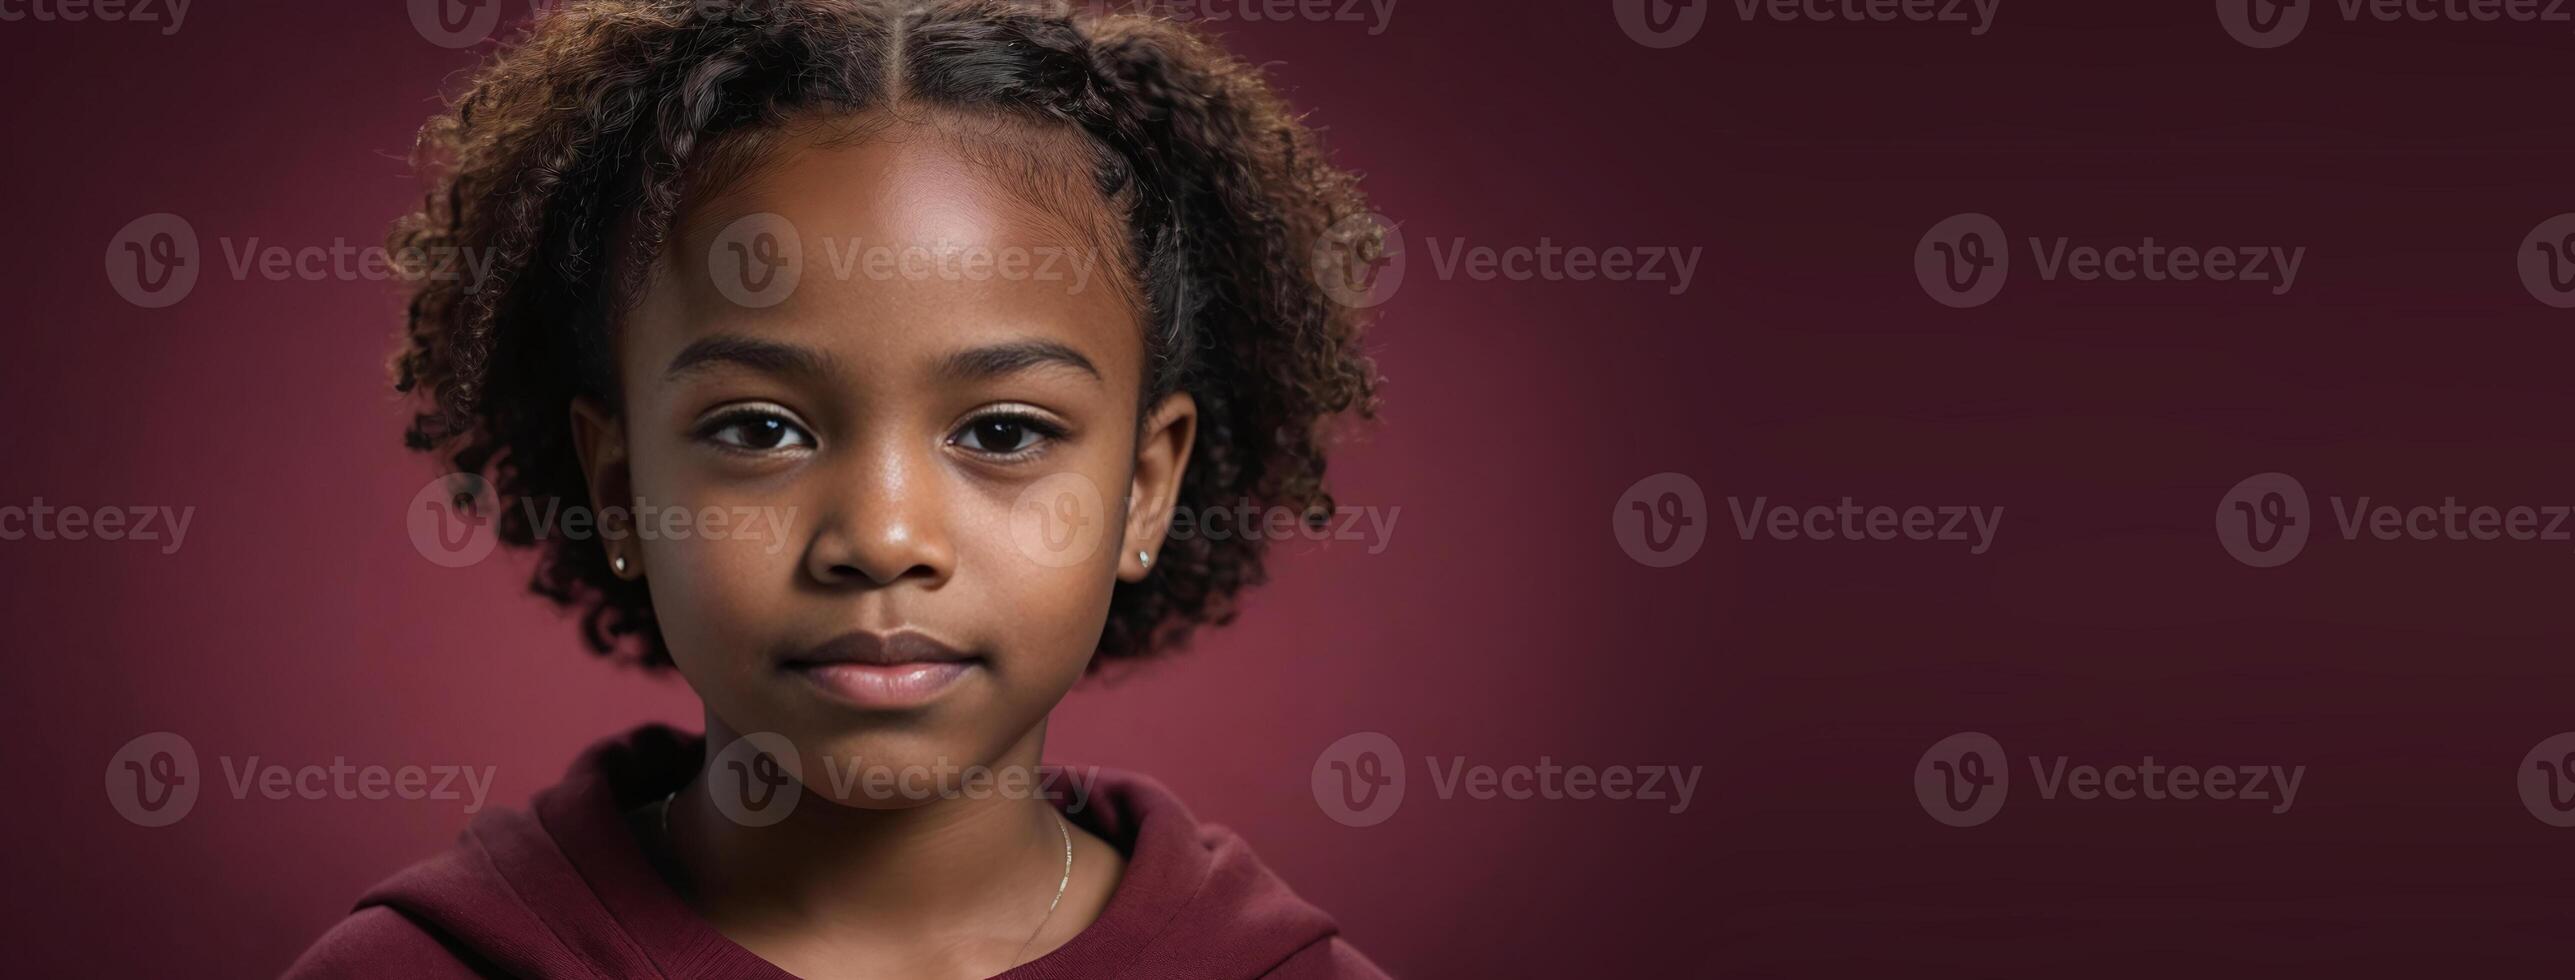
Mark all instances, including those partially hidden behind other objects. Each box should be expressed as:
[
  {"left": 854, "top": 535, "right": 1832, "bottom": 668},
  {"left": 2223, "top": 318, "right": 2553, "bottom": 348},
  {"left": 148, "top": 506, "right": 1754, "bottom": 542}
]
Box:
[{"left": 635, "top": 116, "right": 1142, "bottom": 388}]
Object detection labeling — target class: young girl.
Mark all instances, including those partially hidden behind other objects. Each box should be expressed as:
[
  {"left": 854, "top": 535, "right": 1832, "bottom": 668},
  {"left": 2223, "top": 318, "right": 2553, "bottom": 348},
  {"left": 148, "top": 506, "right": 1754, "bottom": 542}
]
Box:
[{"left": 288, "top": 1, "right": 1385, "bottom": 977}]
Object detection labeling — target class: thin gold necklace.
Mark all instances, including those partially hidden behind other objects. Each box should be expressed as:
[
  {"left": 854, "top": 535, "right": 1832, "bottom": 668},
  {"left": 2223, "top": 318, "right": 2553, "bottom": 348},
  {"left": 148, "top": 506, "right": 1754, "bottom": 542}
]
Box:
[{"left": 658, "top": 788, "right": 1075, "bottom": 969}]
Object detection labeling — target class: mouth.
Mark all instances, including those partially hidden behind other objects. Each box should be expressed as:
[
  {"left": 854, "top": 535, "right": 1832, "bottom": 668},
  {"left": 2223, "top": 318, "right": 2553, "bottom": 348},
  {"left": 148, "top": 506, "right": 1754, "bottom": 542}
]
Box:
[{"left": 781, "top": 630, "right": 981, "bottom": 710}]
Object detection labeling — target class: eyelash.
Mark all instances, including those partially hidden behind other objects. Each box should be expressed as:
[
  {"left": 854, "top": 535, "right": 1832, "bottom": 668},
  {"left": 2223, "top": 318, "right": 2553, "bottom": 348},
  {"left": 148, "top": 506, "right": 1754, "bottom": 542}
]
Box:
[
  {"left": 688, "top": 404, "right": 1068, "bottom": 464},
  {"left": 950, "top": 408, "right": 1068, "bottom": 463},
  {"left": 693, "top": 404, "right": 815, "bottom": 456}
]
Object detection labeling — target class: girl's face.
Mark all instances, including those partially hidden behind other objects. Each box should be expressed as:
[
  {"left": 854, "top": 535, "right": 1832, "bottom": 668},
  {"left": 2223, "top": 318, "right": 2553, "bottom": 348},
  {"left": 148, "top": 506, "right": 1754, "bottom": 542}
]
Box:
[{"left": 573, "top": 119, "right": 1195, "bottom": 804}]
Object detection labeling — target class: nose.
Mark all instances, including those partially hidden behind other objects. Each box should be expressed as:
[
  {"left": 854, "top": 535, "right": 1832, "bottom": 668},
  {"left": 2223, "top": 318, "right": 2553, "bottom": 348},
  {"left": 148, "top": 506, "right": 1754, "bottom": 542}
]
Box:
[{"left": 801, "top": 438, "right": 955, "bottom": 589}]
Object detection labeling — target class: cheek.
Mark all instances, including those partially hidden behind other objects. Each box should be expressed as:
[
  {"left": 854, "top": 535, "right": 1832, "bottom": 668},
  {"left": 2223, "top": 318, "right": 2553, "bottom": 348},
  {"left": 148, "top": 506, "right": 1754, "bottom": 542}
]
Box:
[
  {"left": 960, "top": 466, "right": 1127, "bottom": 677},
  {"left": 625, "top": 457, "right": 805, "bottom": 668},
  {"left": 644, "top": 531, "right": 798, "bottom": 639},
  {"left": 957, "top": 478, "right": 1117, "bottom": 653}
]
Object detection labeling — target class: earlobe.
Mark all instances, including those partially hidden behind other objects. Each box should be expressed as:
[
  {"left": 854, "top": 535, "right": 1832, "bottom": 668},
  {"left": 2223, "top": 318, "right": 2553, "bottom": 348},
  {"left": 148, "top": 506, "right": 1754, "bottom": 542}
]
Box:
[
  {"left": 1120, "top": 391, "right": 1198, "bottom": 582},
  {"left": 569, "top": 396, "right": 642, "bottom": 579}
]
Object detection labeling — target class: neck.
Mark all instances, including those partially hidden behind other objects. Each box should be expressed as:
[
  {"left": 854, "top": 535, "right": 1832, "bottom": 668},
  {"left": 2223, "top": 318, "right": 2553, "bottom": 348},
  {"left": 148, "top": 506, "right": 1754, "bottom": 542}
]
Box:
[{"left": 667, "top": 712, "right": 1066, "bottom": 954}]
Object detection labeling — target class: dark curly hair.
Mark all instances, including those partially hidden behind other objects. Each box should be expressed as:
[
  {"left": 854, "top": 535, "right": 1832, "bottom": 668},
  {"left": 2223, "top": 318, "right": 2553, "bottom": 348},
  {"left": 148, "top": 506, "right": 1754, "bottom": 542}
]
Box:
[{"left": 390, "top": 0, "right": 1382, "bottom": 670}]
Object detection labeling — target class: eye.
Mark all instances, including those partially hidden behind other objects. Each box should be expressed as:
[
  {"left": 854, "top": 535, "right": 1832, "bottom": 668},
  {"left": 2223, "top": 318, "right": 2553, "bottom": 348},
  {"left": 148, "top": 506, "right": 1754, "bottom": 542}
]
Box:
[
  {"left": 951, "top": 410, "right": 1064, "bottom": 460},
  {"left": 695, "top": 405, "right": 815, "bottom": 454}
]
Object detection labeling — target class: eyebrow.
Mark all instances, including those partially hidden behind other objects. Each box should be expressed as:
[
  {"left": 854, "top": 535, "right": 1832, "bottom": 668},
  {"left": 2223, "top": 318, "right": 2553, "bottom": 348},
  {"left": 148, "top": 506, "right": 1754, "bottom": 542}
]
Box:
[
  {"left": 664, "top": 336, "right": 836, "bottom": 382},
  {"left": 663, "top": 335, "right": 1102, "bottom": 386},
  {"left": 935, "top": 340, "right": 1101, "bottom": 384}
]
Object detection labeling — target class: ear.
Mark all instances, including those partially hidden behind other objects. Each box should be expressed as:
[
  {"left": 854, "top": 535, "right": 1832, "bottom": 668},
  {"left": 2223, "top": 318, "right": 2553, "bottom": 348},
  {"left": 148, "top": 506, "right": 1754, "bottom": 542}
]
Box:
[
  {"left": 1119, "top": 391, "right": 1197, "bottom": 582},
  {"left": 569, "top": 395, "right": 640, "bottom": 579}
]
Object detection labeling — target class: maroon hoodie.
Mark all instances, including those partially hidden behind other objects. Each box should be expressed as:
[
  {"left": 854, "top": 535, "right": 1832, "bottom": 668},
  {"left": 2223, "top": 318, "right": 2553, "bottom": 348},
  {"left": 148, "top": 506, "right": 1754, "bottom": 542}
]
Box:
[{"left": 283, "top": 725, "right": 1387, "bottom": 979}]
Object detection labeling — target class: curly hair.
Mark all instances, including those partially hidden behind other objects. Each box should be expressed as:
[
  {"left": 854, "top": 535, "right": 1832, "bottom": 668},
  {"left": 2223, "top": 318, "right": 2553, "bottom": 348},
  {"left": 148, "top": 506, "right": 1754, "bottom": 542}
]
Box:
[{"left": 390, "top": 0, "right": 1382, "bottom": 670}]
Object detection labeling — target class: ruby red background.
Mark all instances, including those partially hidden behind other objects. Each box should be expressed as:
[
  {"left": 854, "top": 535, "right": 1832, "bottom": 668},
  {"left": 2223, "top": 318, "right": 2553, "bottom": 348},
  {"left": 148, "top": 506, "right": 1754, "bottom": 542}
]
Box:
[{"left": 10, "top": 2, "right": 2575, "bottom": 977}]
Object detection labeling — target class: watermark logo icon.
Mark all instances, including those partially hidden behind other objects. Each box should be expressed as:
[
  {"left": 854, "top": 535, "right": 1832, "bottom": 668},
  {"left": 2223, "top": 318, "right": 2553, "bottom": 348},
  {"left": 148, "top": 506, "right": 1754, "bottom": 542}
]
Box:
[
  {"left": 1312, "top": 731, "right": 1406, "bottom": 827},
  {"left": 1011, "top": 472, "right": 1107, "bottom": 568},
  {"left": 106, "top": 732, "right": 201, "bottom": 828},
  {"left": 1915, "top": 732, "right": 2008, "bottom": 827},
  {"left": 2517, "top": 214, "right": 2575, "bottom": 308},
  {"left": 1915, "top": 213, "right": 2009, "bottom": 308},
  {"left": 408, "top": 473, "right": 501, "bottom": 568},
  {"left": 2217, "top": 0, "right": 2310, "bottom": 48},
  {"left": 2519, "top": 732, "right": 2575, "bottom": 828},
  {"left": 1614, "top": 0, "right": 1707, "bottom": 47},
  {"left": 709, "top": 212, "right": 803, "bottom": 309},
  {"left": 1614, "top": 472, "right": 1706, "bottom": 567},
  {"left": 410, "top": 0, "right": 505, "bottom": 48},
  {"left": 105, "top": 213, "right": 200, "bottom": 309},
  {"left": 1314, "top": 211, "right": 1405, "bottom": 309},
  {"left": 709, "top": 732, "right": 803, "bottom": 827},
  {"left": 2216, "top": 472, "right": 2310, "bottom": 568}
]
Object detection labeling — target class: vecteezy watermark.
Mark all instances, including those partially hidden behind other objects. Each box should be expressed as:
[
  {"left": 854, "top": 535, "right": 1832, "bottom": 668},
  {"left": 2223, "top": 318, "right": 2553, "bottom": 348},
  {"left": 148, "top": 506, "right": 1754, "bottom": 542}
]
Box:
[
  {"left": 1312, "top": 732, "right": 1406, "bottom": 827},
  {"left": 2218, "top": 0, "right": 2575, "bottom": 49},
  {"left": 103, "top": 212, "right": 500, "bottom": 309},
  {"left": 1615, "top": 472, "right": 1708, "bottom": 568},
  {"left": 1083, "top": 0, "right": 1397, "bottom": 34},
  {"left": 409, "top": 473, "right": 501, "bottom": 568},
  {"left": 1165, "top": 500, "right": 1400, "bottom": 554},
  {"left": 1616, "top": 0, "right": 2000, "bottom": 47},
  {"left": 2517, "top": 213, "right": 2575, "bottom": 308},
  {"left": 1310, "top": 212, "right": 1702, "bottom": 308},
  {"left": 520, "top": 497, "right": 799, "bottom": 553},
  {"left": 102, "top": 213, "right": 196, "bottom": 309},
  {"left": 1010, "top": 472, "right": 1112, "bottom": 569},
  {"left": 213, "top": 237, "right": 497, "bottom": 293},
  {"left": 0, "top": 498, "right": 195, "bottom": 555},
  {"left": 105, "top": 732, "right": 496, "bottom": 827},
  {"left": 706, "top": 731, "right": 803, "bottom": 827},
  {"left": 1915, "top": 731, "right": 2306, "bottom": 827},
  {"left": 103, "top": 733, "right": 198, "bottom": 827},
  {"left": 704, "top": 212, "right": 1110, "bottom": 310},
  {"left": 1310, "top": 731, "right": 1702, "bottom": 827},
  {"left": 414, "top": 0, "right": 1397, "bottom": 50},
  {"left": 2518, "top": 732, "right": 2575, "bottom": 827},
  {"left": 2214, "top": 0, "right": 2315, "bottom": 48},
  {"left": 1008, "top": 471, "right": 1399, "bottom": 566},
  {"left": 1915, "top": 212, "right": 2306, "bottom": 308},
  {"left": 1731, "top": 0, "right": 2000, "bottom": 31},
  {"left": 1420, "top": 236, "right": 1702, "bottom": 297},
  {"left": 410, "top": 0, "right": 508, "bottom": 47},
  {"left": 1313, "top": 211, "right": 1404, "bottom": 309},
  {"left": 2214, "top": 471, "right": 2311, "bottom": 568},
  {"left": 821, "top": 757, "right": 1101, "bottom": 811},
  {"left": 0, "top": 0, "right": 191, "bottom": 34},
  {"left": 698, "top": 733, "right": 1101, "bottom": 826},
  {"left": 1914, "top": 732, "right": 2008, "bottom": 827},
  {"left": 707, "top": 211, "right": 803, "bottom": 309},
  {"left": 819, "top": 238, "right": 1101, "bottom": 294},
  {"left": 1728, "top": 496, "right": 2003, "bottom": 554},
  {"left": 1613, "top": 0, "right": 1712, "bottom": 47},
  {"left": 2216, "top": 470, "right": 2575, "bottom": 568},
  {"left": 407, "top": 473, "right": 799, "bottom": 569},
  {"left": 410, "top": 0, "right": 766, "bottom": 48}
]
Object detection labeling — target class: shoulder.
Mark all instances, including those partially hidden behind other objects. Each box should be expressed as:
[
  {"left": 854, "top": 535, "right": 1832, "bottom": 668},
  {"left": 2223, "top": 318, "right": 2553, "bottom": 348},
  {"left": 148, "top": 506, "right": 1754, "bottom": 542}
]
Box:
[
  {"left": 280, "top": 905, "right": 489, "bottom": 980},
  {"left": 1271, "top": 935, "right": 1396, "bottom": 979}
]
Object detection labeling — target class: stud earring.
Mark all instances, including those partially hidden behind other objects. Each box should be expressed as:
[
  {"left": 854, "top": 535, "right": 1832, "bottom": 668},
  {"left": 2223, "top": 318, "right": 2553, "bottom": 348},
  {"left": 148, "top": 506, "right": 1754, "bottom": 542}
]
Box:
[
  {"left": 1137, "top": 550, "right": 1152, "bottom": 568},
  {"left": 611, "top": 554, "right": 630, "bottom": 576}
]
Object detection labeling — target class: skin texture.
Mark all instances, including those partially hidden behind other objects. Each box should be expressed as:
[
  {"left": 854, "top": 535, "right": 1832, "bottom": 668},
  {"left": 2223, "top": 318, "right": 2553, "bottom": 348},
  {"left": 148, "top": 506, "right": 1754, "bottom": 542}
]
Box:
[{"left": 568, "top": 113, "right": 1195, "bottom": 979}]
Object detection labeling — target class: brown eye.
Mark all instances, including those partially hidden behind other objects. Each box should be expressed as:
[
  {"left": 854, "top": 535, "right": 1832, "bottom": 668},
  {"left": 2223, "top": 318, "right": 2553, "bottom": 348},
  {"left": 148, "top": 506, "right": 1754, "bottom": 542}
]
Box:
[
  {"left": 965, "top": 418, "right": 1034, "bottom": 453},
  {"left": 697, "top": 407, "right": 814, "bottom": 453},
  {"left": 951, "top": 412, "right": 1063, "bottom": 459}
]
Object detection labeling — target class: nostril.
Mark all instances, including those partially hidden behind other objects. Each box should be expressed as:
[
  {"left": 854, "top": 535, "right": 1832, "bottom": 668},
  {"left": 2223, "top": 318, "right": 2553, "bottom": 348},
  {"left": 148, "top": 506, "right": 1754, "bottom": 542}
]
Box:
[{"left": 818, "top": 559, "right": 939, "bottom": 587}]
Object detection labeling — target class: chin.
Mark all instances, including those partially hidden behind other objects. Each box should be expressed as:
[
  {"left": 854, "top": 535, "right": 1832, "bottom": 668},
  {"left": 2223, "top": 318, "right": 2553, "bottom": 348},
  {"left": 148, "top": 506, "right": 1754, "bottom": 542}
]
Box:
[{"left": 787, "top": 718, "right": 1033, "bottom": 807}]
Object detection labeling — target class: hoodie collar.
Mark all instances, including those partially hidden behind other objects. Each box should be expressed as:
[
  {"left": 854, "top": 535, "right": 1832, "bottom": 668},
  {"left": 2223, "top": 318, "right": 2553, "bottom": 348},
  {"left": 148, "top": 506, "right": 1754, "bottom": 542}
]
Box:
[{"left": 360, "top": 723, "right": 1341, "bottom": 980}]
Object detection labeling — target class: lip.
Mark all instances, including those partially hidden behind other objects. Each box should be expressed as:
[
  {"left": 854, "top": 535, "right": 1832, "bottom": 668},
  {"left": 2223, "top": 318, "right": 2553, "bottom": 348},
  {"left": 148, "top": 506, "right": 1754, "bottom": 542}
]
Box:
[{"left": 782, "top": 630, "right": 979, "bottom": 710}]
